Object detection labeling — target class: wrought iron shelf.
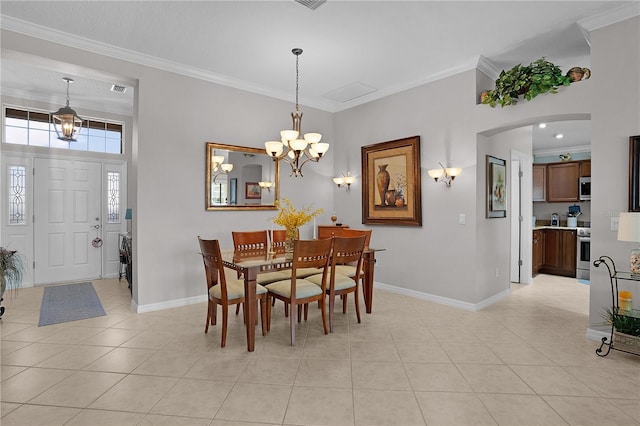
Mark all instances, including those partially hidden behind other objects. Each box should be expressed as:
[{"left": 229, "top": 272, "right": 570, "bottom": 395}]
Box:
[{"left": 593, "top": 256, "right": 640, "bottom": 357}]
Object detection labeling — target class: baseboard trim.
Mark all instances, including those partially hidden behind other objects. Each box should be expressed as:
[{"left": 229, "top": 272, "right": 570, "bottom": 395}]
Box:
[
  {"left": 374, "top": 281, "right": 511, "bottom": 312},
  {"left": 586, "top": 327, "right": 611, "bottom": 342},
  {"left": 134, "top": 294, "right": 208, "bottom": 313}
]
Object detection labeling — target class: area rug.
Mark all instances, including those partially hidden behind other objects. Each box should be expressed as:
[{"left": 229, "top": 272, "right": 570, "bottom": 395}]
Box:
[{"left": 38, "top": 282, "right": 106, "bottom": 326}]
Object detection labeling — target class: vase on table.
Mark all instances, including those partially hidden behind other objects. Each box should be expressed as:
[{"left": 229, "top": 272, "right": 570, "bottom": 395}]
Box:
[
  {"left": 285, "top": 228, "right": 297, "bottom": 261},
  {"left": 376, "top": 164, "right": 390, "bottom": 206}
]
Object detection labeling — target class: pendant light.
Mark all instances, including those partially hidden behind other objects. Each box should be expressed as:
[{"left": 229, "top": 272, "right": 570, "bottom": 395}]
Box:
[
  {"left": 52, "top": 77, "right": 83, "bottom": 142},
  {"left": 265, "top": 48, "right": 329, "bottom": 177}
]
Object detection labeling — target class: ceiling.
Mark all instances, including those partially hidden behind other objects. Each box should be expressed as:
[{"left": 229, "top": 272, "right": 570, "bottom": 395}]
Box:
[{"left": 0, "top": 1, "right": 636, "bottom": 149}]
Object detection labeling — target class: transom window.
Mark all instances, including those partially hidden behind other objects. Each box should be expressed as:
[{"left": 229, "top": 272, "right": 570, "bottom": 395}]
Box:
[{"left": 4, "top": 107, "right": 123, "bottom": 154}]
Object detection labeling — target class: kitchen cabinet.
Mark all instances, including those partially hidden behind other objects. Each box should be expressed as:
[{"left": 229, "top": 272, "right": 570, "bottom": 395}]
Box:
[
  {"left": 540, "top": 228, "right": 577, "bottom": 277},
  {"left": 532, "top": 164, "right": 546, "bottom": 201},
  {"left": 532, "top": 229, "right": 544, "bottom": 274},
  {"left": 579, "top": 160, "right": 591, "bottom": 177},
  {"left": 547, "top": 162, "right": 580, "bottom": 202}
]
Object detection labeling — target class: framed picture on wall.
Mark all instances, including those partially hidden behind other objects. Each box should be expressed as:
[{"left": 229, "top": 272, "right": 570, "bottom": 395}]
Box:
[
  {"left": 245, "top": 182, "right": 261, "bottom": 199},
  {"left": 361, "top": 135, "right": 422, "bottom": 226},
  {"left": 229, "top": 178, "right": 237, "bottom": 205},
  {"left": 486, "top": 155, "right": 507, "bottom": 218},
  {"left": 629, "top": 135, "right": 640, "bottom": 212}
]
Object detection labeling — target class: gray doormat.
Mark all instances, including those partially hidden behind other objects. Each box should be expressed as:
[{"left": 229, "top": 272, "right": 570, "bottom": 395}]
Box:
[{"left": 38, "top": 282, "right": 106, "bottom": 327}]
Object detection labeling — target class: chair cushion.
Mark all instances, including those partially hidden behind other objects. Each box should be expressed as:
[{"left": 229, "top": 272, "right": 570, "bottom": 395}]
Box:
[
  {"left": 256, "top": 270, "right": 290, "bottom": 285},
  {"left": 307, "top": 273, "right": 356, "bottom": 291},
  {"left": 209, "top": 279, "right": 267, "bottom": 300},
  {"left": 281, "top": 267, "right": 321, "bottom": 279},
  {"left": 334, "top": 265, "right": 363, "bottom": 278},
  {"left": 265, "top": 279, "right": 323, "bottom": 299}
]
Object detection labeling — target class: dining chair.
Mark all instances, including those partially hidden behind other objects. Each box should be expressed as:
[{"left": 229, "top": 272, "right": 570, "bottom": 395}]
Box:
[
  {"left": 265, "top": 238, "right": 333, "bottom": 346},
  {"left": 307, "top": 235, "right": 366, "bottom": 332},
  {"left": 198, "top": 236, "right": 269, "bottom": 347},
  {"left": 330, "top": 228, "right": 371, "bottom": 279},
  {"left": 270, "top": 229, "right": 319, "bottom": 278},
  {"left": 231, "top": 230, "right": 289, "bottom": 316}
]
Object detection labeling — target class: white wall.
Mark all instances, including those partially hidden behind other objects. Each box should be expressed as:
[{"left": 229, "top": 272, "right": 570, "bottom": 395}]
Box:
[
  {"left": 590, "top": 16, "right": 640, "bottom": 330},
  {"left": 334, "top": 68, "right": 592, "bottom": 306}
]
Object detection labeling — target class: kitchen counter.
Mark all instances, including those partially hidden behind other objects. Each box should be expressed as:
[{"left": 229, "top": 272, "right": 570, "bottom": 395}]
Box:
[{"left": 534, "top": 225, "right": 583, "bottom": 231}]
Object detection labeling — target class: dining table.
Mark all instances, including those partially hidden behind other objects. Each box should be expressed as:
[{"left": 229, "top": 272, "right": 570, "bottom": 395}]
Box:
[{"left": 220, "top": 246, "right": 384, "bottom": 352}]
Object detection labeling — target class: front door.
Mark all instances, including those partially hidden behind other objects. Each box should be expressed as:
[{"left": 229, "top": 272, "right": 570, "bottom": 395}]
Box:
[{"left": 34, "top": 158, "right": 102, "bottom": 284}]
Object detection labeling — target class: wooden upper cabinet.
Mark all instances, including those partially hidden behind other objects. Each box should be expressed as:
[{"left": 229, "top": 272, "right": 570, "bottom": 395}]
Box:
[
  {"left": 532, "top": 164, "right": 546, "bottom": 202},
  {"left": 579, "top": 160, "right": 591, "bottom": 177},
  {"left": 547, "top": 162, "right": 580, "bottom": 202}
]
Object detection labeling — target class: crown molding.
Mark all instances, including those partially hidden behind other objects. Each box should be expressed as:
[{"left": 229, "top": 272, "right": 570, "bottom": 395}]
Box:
[
  {"left": 533, "top": 145, "right": 591, "bottom": 157},
  {"left": 1, "top": 87, "right": 133, "bottom": 116},
  {"left": 476, "top": 55, "right": 500, "bottom": 80},
  {"left": 578, "top": 2, "right": 640, "bottom": 32}
]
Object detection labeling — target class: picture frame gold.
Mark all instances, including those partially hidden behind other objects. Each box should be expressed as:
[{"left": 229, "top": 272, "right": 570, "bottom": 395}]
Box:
[
  {"left": 361, "top": 136, "right": 422, "bottom": 226},
  {"left": 486, "top": 155, "right": 507, "bottom": 218}
]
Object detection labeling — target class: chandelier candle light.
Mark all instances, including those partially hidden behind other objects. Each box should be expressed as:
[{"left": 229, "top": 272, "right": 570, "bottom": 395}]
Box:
[
  {"left": 52, "top": 77, "right": 83, "bottom": 142},
  {"left": 265, "top": 48, "right": 329, "bottom": 177}
]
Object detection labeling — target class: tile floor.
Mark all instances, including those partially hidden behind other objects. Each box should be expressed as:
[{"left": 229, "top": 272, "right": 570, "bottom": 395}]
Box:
[{"left": 1, "top": 274, "right": 639, "bottom": 425}]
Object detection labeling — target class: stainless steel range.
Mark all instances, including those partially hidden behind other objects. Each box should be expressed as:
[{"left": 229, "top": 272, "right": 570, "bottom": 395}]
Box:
[{"left": 576, "top": 227, "right": 591, "bottom": 279}]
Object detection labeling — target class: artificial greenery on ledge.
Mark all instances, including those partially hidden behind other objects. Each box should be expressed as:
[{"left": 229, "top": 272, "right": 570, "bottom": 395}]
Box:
[{"left": 481, "top": 57, "right": 571, "bottom": 108}]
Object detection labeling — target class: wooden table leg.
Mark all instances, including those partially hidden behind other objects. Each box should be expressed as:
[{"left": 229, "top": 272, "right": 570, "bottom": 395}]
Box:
[
  {"left": 244, "top": 268, "right": 257, "bottom": 352},
  {"left": 362, "top": 251, "right": 375, "bottom": 314}
]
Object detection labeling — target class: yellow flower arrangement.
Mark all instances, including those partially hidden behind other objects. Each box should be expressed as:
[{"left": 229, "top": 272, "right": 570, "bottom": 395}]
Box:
[{"left": 273, "top": 198, "right": 323, "bottom": 240}]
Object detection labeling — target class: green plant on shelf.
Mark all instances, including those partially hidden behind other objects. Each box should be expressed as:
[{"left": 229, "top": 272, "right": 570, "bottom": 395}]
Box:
[{"left": 481, "top": 57, "right": 571, "bottom": 108}]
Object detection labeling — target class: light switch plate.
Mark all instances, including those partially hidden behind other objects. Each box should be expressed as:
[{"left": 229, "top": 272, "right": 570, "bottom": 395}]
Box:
[
  {"left": 459, "top": 213, "right": 466, "bottom": 225},
  {"left": 611, "top": 217, "right": 619, "bottom": 231}
]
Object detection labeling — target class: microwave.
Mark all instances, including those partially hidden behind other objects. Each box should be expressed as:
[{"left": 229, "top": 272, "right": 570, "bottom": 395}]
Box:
[{"left": 579, "top": 177, "right": 591, "bottom": 201}]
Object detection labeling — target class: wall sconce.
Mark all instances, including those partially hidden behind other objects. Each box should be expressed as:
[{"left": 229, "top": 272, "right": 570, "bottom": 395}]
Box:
[
  {"left": 258, "top": 181, "right": 273, "bottom": 192},
  {"left": 427, "top": 162, "right": 462, "bottom": 187},
  {"left": 333, "top": 172, "right": 355, "bottom": 191}
]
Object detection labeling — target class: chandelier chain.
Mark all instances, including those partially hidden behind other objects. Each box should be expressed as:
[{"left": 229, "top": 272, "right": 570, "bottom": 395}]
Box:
[{"left": 295, "top": 53, "right": 299, "bottom": 112}]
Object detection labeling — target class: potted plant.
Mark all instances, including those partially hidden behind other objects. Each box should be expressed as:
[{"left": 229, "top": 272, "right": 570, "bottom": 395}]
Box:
[
  {"left": 0, "top": 247, "right": 24, "bottom": 317},
  {"left": 602, "top": 307, "right": 640, "bottom": 355},
  {"left": 481, "top": 57, "right": 571, "bottom": 107}
]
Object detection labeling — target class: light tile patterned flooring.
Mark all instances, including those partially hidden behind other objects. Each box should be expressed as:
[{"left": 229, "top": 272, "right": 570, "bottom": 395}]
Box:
[{"left": 1, "top": 274, "right": 639, "bottom": 425}]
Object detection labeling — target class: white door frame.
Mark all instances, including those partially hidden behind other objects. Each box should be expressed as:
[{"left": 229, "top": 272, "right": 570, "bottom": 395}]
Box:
[{"left": 510, "top": 150, "right": 533, "bottom": 284}]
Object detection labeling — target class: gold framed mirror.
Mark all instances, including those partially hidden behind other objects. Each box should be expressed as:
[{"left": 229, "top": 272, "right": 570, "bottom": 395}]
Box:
[{"left": 205, "top": 142, "right": 279, "bottom": 210}]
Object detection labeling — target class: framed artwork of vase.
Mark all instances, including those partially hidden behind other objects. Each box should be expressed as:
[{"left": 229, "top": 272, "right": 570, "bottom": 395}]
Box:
[
  {"left": 486, "top": 155, "right": 507, "bottom": 218},
  {"left": 361, "top": 135, "right": 422, "bottom": 226},
  {"left": 628, "top": 135, "right": 640, "bottom": 212}
]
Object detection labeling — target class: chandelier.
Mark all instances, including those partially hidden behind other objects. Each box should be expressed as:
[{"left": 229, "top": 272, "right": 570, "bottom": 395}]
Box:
[
  {"left": 52, "top": 77, "right": 83, "bottom": 142},
  {"left": 265, "top": 48, "right": 329, "bottom": 177}
]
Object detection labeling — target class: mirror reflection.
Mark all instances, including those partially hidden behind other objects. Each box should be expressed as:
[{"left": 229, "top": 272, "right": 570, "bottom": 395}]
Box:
[{"left": 206, "top": 142, "right": 279, "bottom": 210}]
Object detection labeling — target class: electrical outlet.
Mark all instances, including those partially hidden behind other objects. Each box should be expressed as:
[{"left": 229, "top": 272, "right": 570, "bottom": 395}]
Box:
[
  {"left": 495, "top": 267, "right": 499, "bottom": 277},
  {"left": 611, "top": 217, "right": 619, "bottom": 231},
  {"left": 459, "top": 214, "right": 466, "bottom": 225}
]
